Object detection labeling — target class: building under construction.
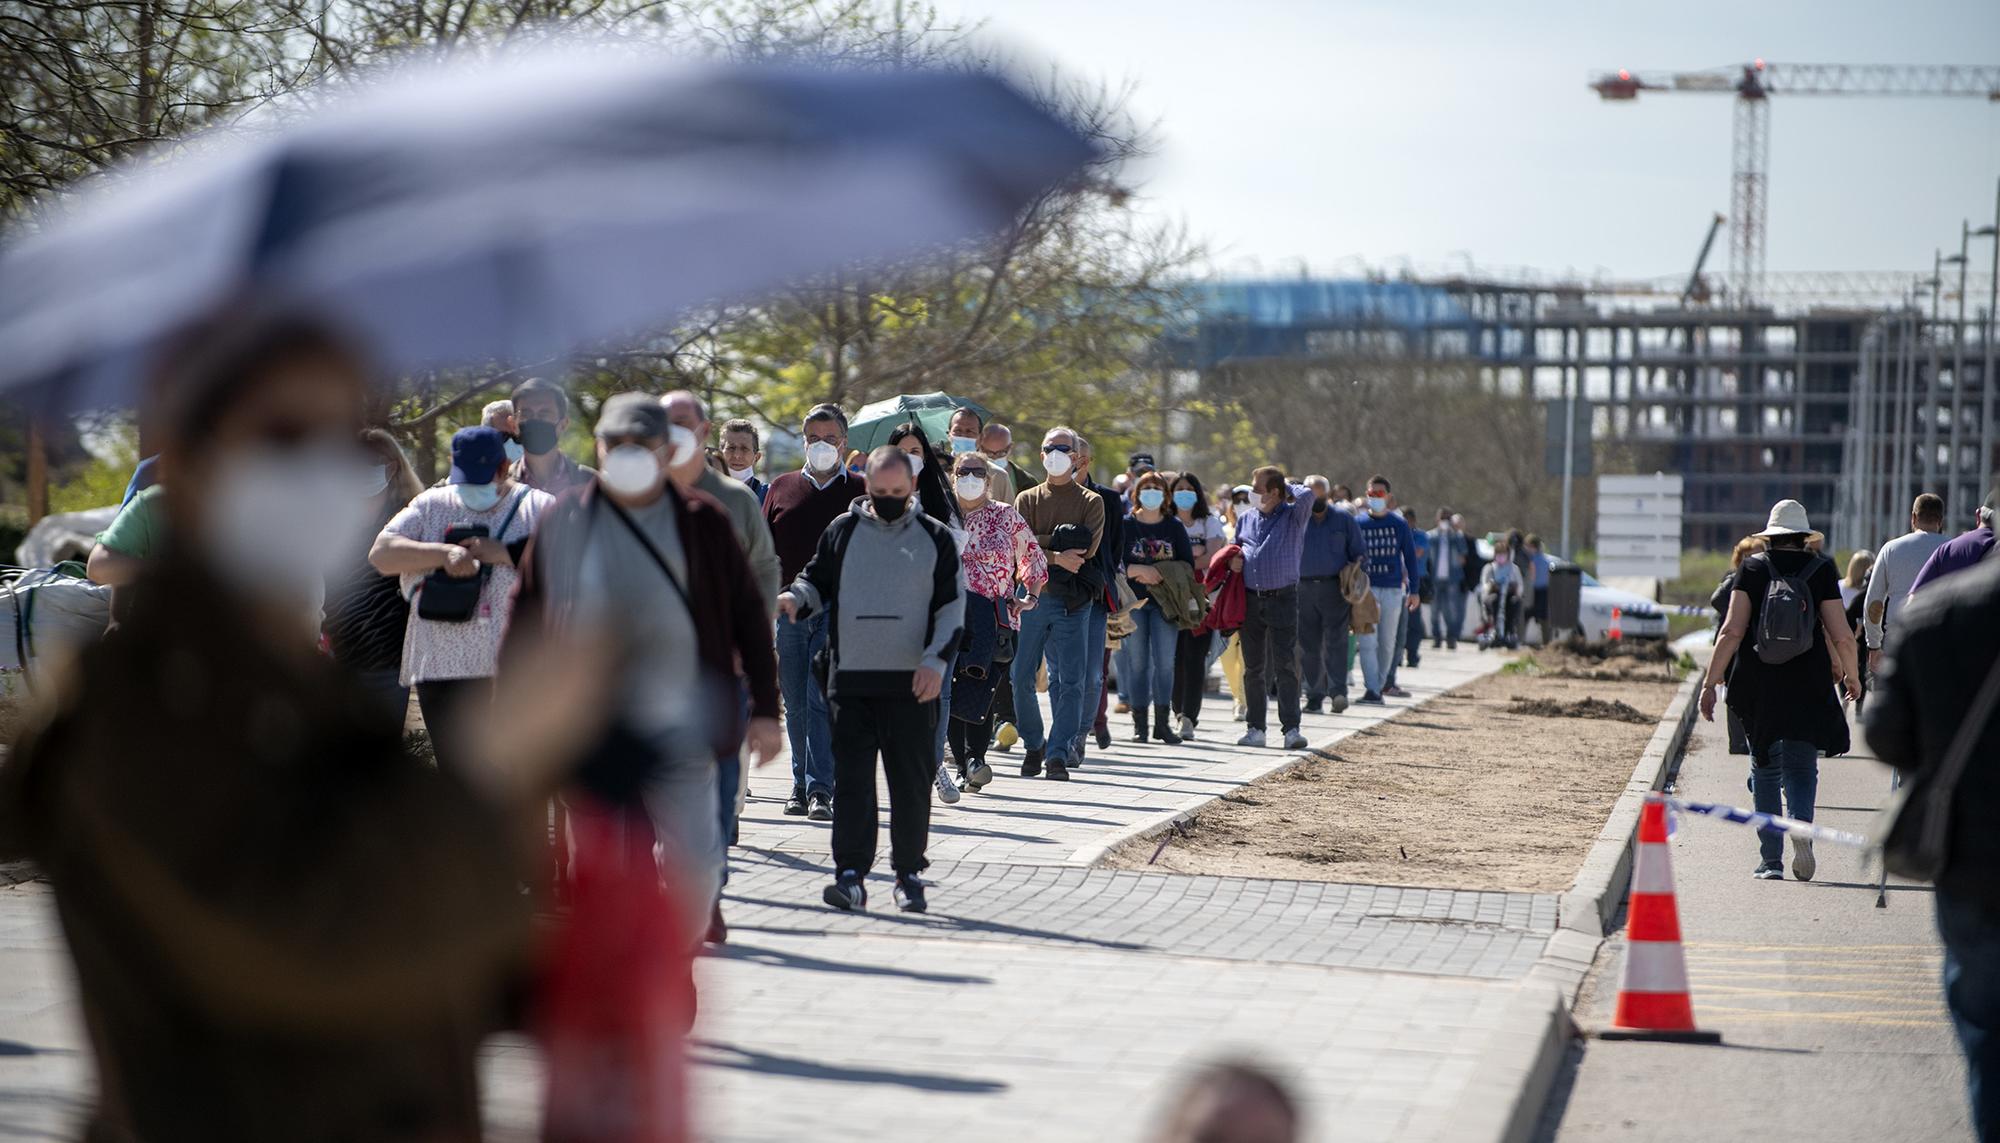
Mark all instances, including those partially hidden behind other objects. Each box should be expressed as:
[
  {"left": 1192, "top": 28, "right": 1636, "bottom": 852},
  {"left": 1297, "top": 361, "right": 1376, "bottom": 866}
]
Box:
[{"left": 1164, "top": 270, "right": 1997, "bottom": 553}]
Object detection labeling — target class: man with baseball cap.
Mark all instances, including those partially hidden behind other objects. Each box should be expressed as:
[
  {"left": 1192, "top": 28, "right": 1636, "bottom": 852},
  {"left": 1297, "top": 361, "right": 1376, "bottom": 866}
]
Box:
[{"left": 507, "top": 393, "right": 780, "bottom": 946}]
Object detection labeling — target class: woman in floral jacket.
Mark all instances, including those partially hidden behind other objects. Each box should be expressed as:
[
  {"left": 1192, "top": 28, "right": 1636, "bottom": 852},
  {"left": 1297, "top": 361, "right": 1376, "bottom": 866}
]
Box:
[{"left": 946, "top": 450, "right": 1048, "bottom": 792}]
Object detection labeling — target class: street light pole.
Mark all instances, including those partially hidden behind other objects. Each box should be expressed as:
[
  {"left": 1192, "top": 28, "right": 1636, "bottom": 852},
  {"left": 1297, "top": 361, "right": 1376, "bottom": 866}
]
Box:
[
  {"left": 1950, "top": 232, "right": 1970, "bottom": 512},
  {"left": 1925, "top": 250, "right": 1943, "bottom": 490},
  {"left": 1980, "top": 176, "right": 2000, "bottom": 503}
]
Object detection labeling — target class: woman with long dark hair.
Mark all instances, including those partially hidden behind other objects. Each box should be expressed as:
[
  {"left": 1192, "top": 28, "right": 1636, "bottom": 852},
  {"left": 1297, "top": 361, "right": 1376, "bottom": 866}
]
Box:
[
  {"left": 889, "top": 419, "right": 966, "bottom": 801},
  {"left": 323, "top": 427, "right": 427, "bottom": 728},
  {"left": 888, "top": 421, "right": 961, "bottom": 530},
  {"left": 1169, "top": 470, "right": 1226, "bottom": 738}
]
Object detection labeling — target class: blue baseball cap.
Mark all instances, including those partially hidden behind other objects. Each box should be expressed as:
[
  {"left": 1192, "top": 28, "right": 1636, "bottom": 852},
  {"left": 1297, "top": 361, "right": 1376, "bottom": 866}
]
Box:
[{"left": 449, "top": 426, "right": 508, "bottom": 485}]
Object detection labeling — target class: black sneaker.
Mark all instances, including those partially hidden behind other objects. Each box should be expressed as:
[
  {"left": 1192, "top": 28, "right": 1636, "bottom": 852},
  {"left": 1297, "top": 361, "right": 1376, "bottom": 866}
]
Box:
[
  {"left": 1432, "top": 638, "right": 1443, "bottom": 649},
  {"left": 1753, "top": 861, "right": 1784, "bottom": 881},
  {"left": 1021, "top": 747, "right": 1044, "bottom": 779},
  {"left": 963, "top": 760, "right": 993, "bottom": 791},
  {"left": 1045, "top": 756, "right": 1071, "bottom": 782},
  {"left": 824, "top": 870, "right": 867, "bottom": 911},
  {"left": 783, "top": 785, "right": 808, "bottom": 816},
  {"left": 1095, "top": 726, "right": 1112, "bottom": 750},
  {"left": 1329, "top": 695, "right": 1349, "bottom": 714},
  {"left": 1304, "top": 697, "right": 1324, "bottom": 714},
  {"left": 894, "top": 874, "right": 928, "bottom": 913},
  {"left": 1359, "top": 691, "right": 1385, "bottom": 705},
  {"left": 807, "top": 792, "right": 833, "bottom": 821},
  {"left": 706, "top": 901, "right": 728, "bottom": 946}
]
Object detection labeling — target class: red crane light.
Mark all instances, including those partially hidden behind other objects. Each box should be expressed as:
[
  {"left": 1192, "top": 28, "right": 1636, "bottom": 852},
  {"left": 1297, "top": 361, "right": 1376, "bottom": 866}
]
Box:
[
  {"left": 1753, "top": 58, "right": 1766, "bottom": 70},
  {"left": 1619, "top": 69, "right": 1631, "bottom": 81}
]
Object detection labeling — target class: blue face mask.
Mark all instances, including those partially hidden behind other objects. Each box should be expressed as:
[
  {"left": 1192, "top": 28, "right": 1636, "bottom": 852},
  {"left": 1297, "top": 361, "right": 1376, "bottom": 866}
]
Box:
[
  {"left": 458, "top": 482, "right": 502, "bottom": 511},
  {"left": 1172, "top": 489, "right": 1198, "bottom": 512},
  {"left": 1137, "top": 488, "right": 1166, "bottom": 511}
]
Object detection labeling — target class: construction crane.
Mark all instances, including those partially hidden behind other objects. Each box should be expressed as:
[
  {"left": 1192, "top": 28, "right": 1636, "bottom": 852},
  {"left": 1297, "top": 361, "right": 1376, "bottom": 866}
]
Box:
[
  {"left": 1682, "top": 213, "right": 1725, "bottom": 305},
  {"left": 1591, "top": 61, "right": 2000, "bottom": 305}
]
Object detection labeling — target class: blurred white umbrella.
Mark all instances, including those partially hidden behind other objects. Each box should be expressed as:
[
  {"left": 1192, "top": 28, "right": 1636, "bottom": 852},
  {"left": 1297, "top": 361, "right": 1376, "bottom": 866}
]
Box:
[{"left": 0, "top": 42, "right": 1097, "bottom": 407}]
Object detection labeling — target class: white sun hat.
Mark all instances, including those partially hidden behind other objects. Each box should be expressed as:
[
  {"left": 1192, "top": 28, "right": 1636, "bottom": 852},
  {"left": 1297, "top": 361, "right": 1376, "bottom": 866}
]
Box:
[{"left": 1755, "top": 499, "right": 1814, "bottom": 537}]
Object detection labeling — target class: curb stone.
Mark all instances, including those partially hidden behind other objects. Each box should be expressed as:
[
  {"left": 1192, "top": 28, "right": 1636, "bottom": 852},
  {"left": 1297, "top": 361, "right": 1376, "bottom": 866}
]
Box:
[
  {"left": 1458, "top": 668, "right": 1701, "bottom": 1143},
  {"left": 1437, "top": 980, "right": 1574, "bottom": 1143},
  {"left": 1555, "top": 671, "right": 1701, "bottom": 939}
]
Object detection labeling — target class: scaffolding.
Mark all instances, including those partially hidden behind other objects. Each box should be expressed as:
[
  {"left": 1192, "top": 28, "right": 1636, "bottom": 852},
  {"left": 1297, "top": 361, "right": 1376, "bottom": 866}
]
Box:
[{"left": 1166, "top": 276, "right": 1998, "bottom": 552}]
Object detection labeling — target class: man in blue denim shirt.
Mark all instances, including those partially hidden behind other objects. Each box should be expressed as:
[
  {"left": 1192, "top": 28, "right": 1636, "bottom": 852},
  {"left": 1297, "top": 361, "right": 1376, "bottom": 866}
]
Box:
[{"left": 1233, "top": 466, "right": 1317, "bottom": 750}]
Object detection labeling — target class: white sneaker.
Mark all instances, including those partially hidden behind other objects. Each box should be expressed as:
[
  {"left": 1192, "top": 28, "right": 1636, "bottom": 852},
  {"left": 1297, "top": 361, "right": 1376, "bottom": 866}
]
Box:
[
  {"left": 1791, "top": 836, "right": 1815, "bottom": 881},
  {"left": 1282, "top": 728, "right": 1308, "bottom": 751},
  {"left": 933, "top": 765, "right": 960, "bottom": 804},
  {"left": 1177, "top": 716, "right": 1197, "bottom": 739},
  {"left": 1236, "top": 729, "right": 1266, "bottom": 748}
]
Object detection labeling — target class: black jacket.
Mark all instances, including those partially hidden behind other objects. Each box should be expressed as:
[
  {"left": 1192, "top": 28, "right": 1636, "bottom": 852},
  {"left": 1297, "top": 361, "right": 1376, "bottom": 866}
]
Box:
[{"left": 1865, "top": 555, "right": 2000, "bottom": 909}]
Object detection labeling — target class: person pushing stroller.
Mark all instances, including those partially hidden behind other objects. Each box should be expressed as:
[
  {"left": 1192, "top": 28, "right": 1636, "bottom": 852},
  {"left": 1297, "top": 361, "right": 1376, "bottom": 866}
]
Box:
[{"left": 1479, "top": 540, "right": 1524, "bottom": 650}]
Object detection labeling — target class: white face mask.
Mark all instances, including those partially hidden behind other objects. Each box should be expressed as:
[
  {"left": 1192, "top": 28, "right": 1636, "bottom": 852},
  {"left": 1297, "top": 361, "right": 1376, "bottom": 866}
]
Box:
[
  {"left": 602, "top": 443, "right": 664, "bottom": 496},
  {"left": 949, "top": 435, "right": 978, "bottom": 454},
  {"left": 729, "top": 465, "right": 756, "bottom": 483},
  {"left": 1043, "top": 449, "right": 1073, "bottom": 478},
  {"left": 503, "top": 439, "right": 526, "bottom": 464},
  {"left": 903, "top": 449, "right": 924, "bottom": 476},
  {"left": 1366, "top": 496, "right": 1388, "bottom": 514},
  {"left": 667, "top": 423, "right": 700, "bottom": 468},
  {"left": 198, "top": 444, "right": 375, "bottom": 608},
  {"left": 805, "top": 440, "right": 841, "bottom": 473},
  {"left": 955, "top": 474, "right": 988, "bottom": 501},
  {"left": 458, "top": 482, "right": 502, "bottom": 512},
  {"left": 359, "top": 464, "right": 390, "bottom": 499}
]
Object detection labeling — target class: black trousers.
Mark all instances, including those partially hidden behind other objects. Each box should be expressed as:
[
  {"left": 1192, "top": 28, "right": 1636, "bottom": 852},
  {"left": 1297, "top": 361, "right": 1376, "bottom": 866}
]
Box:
[
  {"left": 830, "top": 693, "right": 935, "bottom": 877},
  {"left": 1297, "top": 577, "right": 1351, "bottom": 702},
  {"left": 947, "top": 715, "right": 994, "bottom": 770},
  {"left": 1240, "top": 585, "right": 1301, "bottom": 732},
  {"left": 1171, "top": 629, "right": 1213, "bottom": 724},
  {"left": 415, "top": 677, "right": 492, "bottom": 778}
]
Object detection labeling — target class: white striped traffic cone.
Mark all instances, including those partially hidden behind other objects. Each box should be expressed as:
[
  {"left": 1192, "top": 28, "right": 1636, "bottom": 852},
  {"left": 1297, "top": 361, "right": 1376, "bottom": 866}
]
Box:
[{"left": 1599, "top": 797, "right": 1721, "bottom": 1043}]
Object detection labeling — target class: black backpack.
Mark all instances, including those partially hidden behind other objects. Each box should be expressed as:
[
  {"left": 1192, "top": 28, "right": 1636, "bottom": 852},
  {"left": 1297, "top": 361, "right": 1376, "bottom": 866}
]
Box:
[{"left": 1753, "top": 552, "right": 1826, "bottom": 665}]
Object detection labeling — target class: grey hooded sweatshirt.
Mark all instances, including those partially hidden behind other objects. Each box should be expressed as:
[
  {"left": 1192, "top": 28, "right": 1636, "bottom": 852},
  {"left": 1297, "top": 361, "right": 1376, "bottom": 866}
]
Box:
[{"left": 784, "top": 499, "right": 964, "bottom": 699}]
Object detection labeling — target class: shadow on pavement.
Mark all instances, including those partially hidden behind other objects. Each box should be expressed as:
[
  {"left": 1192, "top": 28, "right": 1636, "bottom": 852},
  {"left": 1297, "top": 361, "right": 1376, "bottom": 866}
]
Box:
[
  {"left": 717, "top": 943, "right": 992, "bottom": 986},
  {"left": 722, "top": 894, "right": 1150, "bottom": 951},
  {"left": 692, "top": 1040, "right": 1008, "bottom": 1093}
]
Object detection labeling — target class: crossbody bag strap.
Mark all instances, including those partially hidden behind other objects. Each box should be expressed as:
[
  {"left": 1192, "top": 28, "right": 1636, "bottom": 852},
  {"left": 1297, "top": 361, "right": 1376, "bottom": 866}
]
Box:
[{"left": 599, "top": 493, "right": 695, "bottom": 615}]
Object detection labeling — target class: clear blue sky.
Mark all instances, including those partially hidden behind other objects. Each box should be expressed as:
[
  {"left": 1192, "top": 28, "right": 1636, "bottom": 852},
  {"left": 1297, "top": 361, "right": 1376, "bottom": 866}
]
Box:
[{"left": 936, "top": 0, "right": 2000, "bottom": 280}]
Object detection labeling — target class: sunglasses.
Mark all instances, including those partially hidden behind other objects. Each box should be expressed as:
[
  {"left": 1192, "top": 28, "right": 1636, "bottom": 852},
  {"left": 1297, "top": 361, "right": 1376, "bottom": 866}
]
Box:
[{"left": 1041, "top": 444, "right": 1073, "bottom": 454}]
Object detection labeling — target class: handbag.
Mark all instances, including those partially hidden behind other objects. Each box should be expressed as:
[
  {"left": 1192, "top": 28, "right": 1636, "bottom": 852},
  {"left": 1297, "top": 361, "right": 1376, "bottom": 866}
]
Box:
[
  {"left": 1877, "top": 647, "right": 2000, "bottom": 881},
  {"left": 416, "top": 491, "right": 527, "bottom": 622}
]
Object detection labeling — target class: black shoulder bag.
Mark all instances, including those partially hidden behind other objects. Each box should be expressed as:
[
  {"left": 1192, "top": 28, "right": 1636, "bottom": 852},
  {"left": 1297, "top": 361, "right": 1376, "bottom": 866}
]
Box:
[
  {"left": 599, "top": 494, "right": 695, "bottom": 614},
  {"left": 1879, "top": 647, "right": 2000, "bottom": 881},
  {"left": 417, "top": 490, "right": 528, "bottom": 622}
]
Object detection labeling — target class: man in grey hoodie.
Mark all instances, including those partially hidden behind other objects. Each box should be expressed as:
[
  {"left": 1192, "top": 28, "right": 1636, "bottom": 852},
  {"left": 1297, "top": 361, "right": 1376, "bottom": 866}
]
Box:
[{"left": 778, "top": 447, "right": 965, "bottom": 914}]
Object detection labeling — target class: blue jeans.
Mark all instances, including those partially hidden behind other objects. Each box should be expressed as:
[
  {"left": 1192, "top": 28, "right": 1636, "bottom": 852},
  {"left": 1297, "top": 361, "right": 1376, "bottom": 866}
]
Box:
[
  {"left": 1939, "top": 891, "right": 2000, "bottom": 1141},
  {"left": 1385, "top": 601, "right": 1407, "bottom": 688},
  {"left": 775, "top": 612, "right": 833, "bottom": 798},
  {"left": 1011, "top": 601, "right": 1088, "bottom": 762},
  {"left": 1074, "top": 600, "right": 1109, "bottom": 754},
  {"left": 1431, "top": 584, "right": 1466, "bottom": 645},
  {"left": 1748, "top": 738, "right": 1818, "bottom": 864},
  {"left": 1356, "top": 586, "right": 1404, "bottom": 695},
  {"left": 1113, "top": 639, "right": 1135, "bottom": 705},
  {"left": 1124, "top": 604, "right": 1178, "bottom": 710},
  {"left": 932, "top": 668, "right": 953, "bottom": 767}
]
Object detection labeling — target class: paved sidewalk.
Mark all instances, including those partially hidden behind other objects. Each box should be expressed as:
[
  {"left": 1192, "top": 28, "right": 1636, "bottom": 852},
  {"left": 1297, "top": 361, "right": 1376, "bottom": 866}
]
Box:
[
  {"left": 1539, "top": 720, "right": 1971, "bottom": 1142},
  {"left": 742, "top": 642, "right": 1500, "bottom": 867},
  {"left": 0, "top": 642, "right": 1582, "bottom": 1143}
]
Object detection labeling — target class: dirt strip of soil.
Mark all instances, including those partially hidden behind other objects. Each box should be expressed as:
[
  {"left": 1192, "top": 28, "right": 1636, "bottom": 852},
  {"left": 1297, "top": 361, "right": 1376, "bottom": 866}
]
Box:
[{"left": 1105, "top": 666, "right": 1681, "bottom": 893}]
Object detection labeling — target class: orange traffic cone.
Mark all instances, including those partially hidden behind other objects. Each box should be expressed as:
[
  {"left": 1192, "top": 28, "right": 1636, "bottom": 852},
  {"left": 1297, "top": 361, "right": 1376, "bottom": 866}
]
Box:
[
  {"left": 1599, "top": 797, "right": 1722, "bottom": 1043},
  {"left": 1609, "top": 606, "right": 1624, "bottom": 641}
]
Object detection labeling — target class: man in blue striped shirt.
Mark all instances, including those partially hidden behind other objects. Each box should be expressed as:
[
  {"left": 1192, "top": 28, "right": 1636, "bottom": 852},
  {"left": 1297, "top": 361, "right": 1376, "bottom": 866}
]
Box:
[{"left": 1233, "top": 466, "right": 1317, "bottom": 750}]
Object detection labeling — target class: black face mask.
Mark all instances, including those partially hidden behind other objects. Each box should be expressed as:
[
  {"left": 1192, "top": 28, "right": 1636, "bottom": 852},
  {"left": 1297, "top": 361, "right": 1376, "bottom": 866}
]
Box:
[
  {"left": 871, "top": 495, "right": 908, "bottom": 522},
  {"left": 1312, "top": 496, "right": 1327, "bottom": 514},
  {"left": 519, "top": 419, "right": 560, "bottom": 456}
]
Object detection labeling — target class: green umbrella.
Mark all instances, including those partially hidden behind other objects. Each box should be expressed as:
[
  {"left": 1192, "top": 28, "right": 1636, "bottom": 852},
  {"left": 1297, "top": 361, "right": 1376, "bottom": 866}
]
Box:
[{"left": 845, "top": 392, "right": 993, "bottom": 454}]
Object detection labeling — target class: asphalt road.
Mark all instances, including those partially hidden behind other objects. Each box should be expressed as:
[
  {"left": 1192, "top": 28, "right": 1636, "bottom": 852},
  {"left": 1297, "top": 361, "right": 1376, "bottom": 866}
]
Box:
[{"left": 1537, "top": 714, "right": 1972, "bottom": 1141}]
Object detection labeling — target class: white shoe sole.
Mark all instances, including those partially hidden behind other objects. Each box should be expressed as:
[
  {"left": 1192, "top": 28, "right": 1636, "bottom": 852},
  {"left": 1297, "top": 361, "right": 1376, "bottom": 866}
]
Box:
[{"left": 1791, "top": 837, "right": 1816, "bottom": 881}]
